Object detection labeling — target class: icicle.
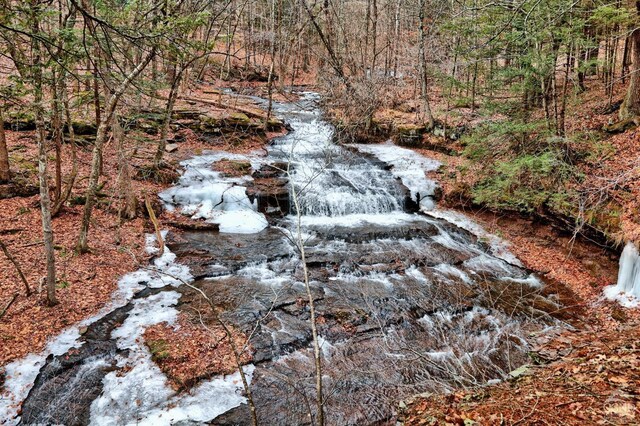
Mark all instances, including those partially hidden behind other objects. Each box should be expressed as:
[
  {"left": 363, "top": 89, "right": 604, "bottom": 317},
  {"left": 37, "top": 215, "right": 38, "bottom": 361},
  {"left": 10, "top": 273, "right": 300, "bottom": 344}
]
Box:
[{"left": 604, "top": 242, "right": 640, "bottom": 307}]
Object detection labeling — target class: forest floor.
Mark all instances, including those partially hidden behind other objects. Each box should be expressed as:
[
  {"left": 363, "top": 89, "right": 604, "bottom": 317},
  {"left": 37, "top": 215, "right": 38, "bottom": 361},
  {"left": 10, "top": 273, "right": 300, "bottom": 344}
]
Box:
[{"left": 0, "top": 84, "right": 285, "bottom": 368}]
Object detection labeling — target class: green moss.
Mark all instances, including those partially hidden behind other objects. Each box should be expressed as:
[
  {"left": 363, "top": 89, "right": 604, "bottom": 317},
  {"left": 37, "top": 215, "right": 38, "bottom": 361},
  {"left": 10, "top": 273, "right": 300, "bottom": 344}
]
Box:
[
  {"left": 147, "top": 339, "right": 170, "bottom": 361},
  {"left": 396, "top": 124, "right": 426, "bottom": 136},
  {"left": 226, "top": 112, "right": 252, "bottom": 127}
]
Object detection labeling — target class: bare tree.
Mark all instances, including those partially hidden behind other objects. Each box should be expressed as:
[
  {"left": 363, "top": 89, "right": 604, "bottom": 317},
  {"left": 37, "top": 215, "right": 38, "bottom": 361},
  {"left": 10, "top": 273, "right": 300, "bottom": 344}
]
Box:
[
  {"left": 620, "top": 1, "right": 640, "bottom": 119},
  {"left": 76, "top": 48, "right": 156, "bottom": 253}
]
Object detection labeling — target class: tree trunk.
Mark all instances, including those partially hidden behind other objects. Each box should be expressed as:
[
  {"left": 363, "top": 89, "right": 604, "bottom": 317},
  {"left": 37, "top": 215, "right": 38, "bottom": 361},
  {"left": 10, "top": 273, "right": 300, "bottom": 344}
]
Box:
[
  {"left": 115, "top": 113, "right": 137, "bottom": 220},
  {"left": 622, "top": 34, "right": 631, "bottom": 84},
  {"left": 77, "top": 49, "right": 156, "bottom": 253},
  {"left": 53, "top": 74, "right": 78, "bottom": 217},
  {"left": 392, "top": 0, "right": 401, "bottom": 80},
  {"left": 154, "top": 66, "right": 182, "bottom": 167},
  {"left": 620, "top": 1, "right": 640, "bottom": 120},
  {"left": 0, "top": 104, "right": 10, "bottom": 183},
  {"left": 266, "top": 0, "right": 277, "bottom": 124},
  {"left": 52, "top": 68, "right": 63, "bottom": 201},
  {"left": 31, "top": 5, "right": 58, "bottom": 306},
  {"left": 370, "top": 0, "right": 377, "bottom": 74},
  {"left": 93, "top": 53, "right": 101, "bottom": 129},
  {"left": 418, "top": 0, "right": 434, "bottom": 129}
]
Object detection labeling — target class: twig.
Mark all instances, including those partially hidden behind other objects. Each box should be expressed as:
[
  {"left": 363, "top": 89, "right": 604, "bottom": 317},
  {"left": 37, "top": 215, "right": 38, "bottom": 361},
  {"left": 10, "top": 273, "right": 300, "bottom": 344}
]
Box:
[
  {"left": 0, "top": 239, "right": 31, "bottom": 296},
  {"left": 19, "top": 240, "right": 44, "bottom": 248}
]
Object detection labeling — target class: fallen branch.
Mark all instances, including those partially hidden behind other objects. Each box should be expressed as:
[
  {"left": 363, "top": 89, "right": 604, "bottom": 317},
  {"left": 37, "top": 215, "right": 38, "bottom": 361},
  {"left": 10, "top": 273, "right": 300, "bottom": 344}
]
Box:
[
  {"left": 0, "top": 239, "right": 31, "bottom": 295},
  {"left": 180, "top": 96, "right": 271, "bottom": 121},
  {"left": 0, "top": 293, "right": 18, "bottom": 320},
  {"left": 19, "top": 240, "right": 44, "bottom": 248},
  {"left": 145, "top": 194, "right": 164, "bottom": 256}
]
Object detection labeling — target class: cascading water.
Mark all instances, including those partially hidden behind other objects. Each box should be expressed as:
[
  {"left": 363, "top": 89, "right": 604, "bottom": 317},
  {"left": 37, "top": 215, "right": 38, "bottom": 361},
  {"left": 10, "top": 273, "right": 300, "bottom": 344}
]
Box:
[
  {"left": 1, "top": 92, "right": 567, "bottom": 426},
  {"left": 605, "top": 242, "right": 640, "bottom": 307}
]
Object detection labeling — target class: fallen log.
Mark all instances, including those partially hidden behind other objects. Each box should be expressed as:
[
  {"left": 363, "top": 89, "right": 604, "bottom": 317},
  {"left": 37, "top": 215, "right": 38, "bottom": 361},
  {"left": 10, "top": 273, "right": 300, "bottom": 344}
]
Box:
[
  {"left": 603, "top": 116, "right": 640, "bottom": 133},
  {"left": 165, "top": 219, "right": 220, "bottom": 232},
  {"left": 180, "top": 96, "right": 272, "bottom": 121}
]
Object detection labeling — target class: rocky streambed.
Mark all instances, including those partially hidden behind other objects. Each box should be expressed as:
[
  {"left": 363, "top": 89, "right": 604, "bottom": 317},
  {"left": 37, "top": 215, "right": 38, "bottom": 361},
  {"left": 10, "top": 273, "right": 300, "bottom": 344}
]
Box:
[{"left": 1, "top": 92, "right": 573, "bottom": 425}]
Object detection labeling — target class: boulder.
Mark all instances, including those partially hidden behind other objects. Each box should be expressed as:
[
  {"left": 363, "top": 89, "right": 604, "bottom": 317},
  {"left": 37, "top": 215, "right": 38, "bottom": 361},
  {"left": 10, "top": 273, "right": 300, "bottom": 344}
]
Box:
[
  {"left": 245, "top": 178, "right": 290, "bottom": 217},
  {"left": 394, "top": 124, "right": 427, "bottom": 146}
]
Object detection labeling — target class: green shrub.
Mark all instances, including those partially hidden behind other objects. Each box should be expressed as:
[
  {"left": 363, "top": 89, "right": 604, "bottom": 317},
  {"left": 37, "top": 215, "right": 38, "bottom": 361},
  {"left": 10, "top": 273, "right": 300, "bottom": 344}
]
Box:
[{"left": 461, "top": 119, "right": 578, "bottom": 213}]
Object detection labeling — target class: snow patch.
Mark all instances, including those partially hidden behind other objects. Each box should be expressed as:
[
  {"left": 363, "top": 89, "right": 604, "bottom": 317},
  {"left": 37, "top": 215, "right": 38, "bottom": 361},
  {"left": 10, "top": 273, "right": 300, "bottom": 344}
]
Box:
[
  {"left": 0, "top": 235, "right": 172, "bottom": 426},
  {"left": 159, "top": 151, "right": 268, "bottom": 234}
]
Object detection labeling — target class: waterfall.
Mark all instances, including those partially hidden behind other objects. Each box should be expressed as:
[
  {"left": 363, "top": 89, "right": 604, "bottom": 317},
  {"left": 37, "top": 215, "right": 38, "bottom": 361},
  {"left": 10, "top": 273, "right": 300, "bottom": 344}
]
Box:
[
  {"left": 6, "top": 92, "right": 562, "bottom": 426},
  {"left": 605, "top": 242, "right": 640, "bottom": 307}
]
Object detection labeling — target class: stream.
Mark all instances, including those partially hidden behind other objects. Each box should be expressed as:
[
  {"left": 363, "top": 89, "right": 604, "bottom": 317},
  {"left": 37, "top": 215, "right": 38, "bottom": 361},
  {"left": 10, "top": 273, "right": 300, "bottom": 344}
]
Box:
[{"left": 1, "top": 92, "right": 567, "bottom": 425}]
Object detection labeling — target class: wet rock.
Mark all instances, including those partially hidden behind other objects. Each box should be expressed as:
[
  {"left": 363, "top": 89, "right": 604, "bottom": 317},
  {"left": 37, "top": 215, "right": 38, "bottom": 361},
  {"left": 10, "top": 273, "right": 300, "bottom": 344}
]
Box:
[
  {"left": 167, "top": 228, "right": 292, "bottom": 272},
  {"left": 20, "top": 303, "right": 134, "bottom": 425},
  {"left": 211, "top": 405, "right": 252, "bottom": 425},
  {"left": 251, "top": 162, "right": 288, "bottom": 179},
  {"left": 246, "top": 178, "right": 290, "bottom": 217},
  {"left": 306, "top": 220, "right": 440, "bottom": 244}
]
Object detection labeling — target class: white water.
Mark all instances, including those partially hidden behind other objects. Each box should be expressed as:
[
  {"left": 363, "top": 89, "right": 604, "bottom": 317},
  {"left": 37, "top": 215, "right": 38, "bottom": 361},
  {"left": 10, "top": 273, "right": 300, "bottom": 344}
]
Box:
[
  {"left": 604, "top": 242, "right": 640, "bottom": 307},
  {"left": 353, "top": 141, "right": 441, "bottom": 210},
  {"left": 426, "top": 209, "right": 524, "bottom": 267}
]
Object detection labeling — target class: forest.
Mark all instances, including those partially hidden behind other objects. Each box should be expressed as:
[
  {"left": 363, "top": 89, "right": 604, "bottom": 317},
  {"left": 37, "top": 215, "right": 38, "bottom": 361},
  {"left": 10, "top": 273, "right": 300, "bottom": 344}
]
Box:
[{"left": 0, "top": 0, "right": 639, "bottom": 424}]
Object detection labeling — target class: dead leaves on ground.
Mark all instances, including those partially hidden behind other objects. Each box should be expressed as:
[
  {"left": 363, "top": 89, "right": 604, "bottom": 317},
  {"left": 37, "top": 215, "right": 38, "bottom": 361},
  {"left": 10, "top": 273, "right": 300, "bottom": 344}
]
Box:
[
  {"left": 402, "top": 325, "right": 640, "bottom": 425},
  {"left": 143, "top": 313, "right": 252, "bottom": 391}
]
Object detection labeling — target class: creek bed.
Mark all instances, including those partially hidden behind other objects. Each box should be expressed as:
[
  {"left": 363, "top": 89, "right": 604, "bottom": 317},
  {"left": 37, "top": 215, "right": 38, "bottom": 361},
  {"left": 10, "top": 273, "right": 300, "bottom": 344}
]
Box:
[{"left": 4, "top": 93, "right": 570, "bottom": 426}]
